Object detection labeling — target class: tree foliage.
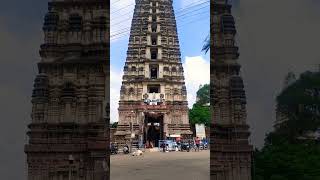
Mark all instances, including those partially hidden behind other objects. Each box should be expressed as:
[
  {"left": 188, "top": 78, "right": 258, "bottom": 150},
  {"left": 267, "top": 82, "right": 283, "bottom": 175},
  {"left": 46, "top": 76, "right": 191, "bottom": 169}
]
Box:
[
  {"left": 189, "top": 84, "right": 210, "bottom": 126},
  {"left": 196, "top": 84, "right": 210, "bottom": 106},
  {"left": 111, "top": 122, "right": 118, "bottom": 128},
  {"left": 254, "top": 71, "right": 320, "bottom": 180},
  {"left": 283, "top": 71, "right": 296, "bottom": 87},
  {"left": 202, "top": 34, "right": 210, "bottom": 54},
  {"left": 189, "top": 104, "right": 210, "bottom": 126},
  {"left": 276, "top": 71, "right": 320, "bottom": 141},
  {"left": 254, "top": 139, "right": 320, "bottom": 180}
]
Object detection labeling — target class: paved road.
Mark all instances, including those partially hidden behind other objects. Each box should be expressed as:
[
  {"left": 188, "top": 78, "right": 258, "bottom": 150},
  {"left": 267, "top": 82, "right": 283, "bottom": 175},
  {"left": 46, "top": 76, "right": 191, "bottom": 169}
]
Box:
[{"left": 110, "top": 150, "right": 209, "bottom": 180}]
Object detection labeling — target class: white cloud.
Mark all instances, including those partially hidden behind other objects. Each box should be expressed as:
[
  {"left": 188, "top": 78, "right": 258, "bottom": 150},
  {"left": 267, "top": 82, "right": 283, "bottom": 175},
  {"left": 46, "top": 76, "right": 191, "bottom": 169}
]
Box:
[
  {"left": 110, "top": 66, "right": 123, "bottom": 123},
  {"left": 183, "top": 56, "right": 210, "bottom": 108},
  {"left": 110, "top": 0, "right": 135, "bottom": 42},
  {"left": 180, "top": 0, "right": 208, "bottom": 9}
]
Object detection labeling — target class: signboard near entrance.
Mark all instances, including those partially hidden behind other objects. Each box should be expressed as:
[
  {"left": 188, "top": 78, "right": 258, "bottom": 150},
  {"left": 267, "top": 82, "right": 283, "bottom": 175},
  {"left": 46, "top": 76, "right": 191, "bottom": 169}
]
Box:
[
  {"left": 143, "top": 93, "right": 164, "bottom": 105},
  {"left": 145, "top": 99, "right": 161, "bottom": 105},
  {"left": 195, "top": 124, "right": 206, "bottom": 138},
  {"left": 169, "top": 134, "right": 180, "bottom": 137}
]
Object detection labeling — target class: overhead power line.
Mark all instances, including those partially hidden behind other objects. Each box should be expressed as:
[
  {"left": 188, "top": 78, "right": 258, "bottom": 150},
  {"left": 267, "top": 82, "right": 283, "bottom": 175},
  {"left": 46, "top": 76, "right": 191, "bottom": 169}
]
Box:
[
  {"left": 111, "top": 15, "right": 209, "bottom": 41},
  {"left": 111, "top": 7, "right": 209, "bottom": 38},
  {"left": 111, "top": 0, "right": 209, "bottom": 18},
  {"left": 111, "top": 9, "right": 209, "bottom": 38},
  {"left": 110, "top": 0, "right": 209, "bottom": 29},
  {"left": 176, "top": 3, "right": 209, "bottom": 18},
  {"left": 176, "top": 0, "right": 209, "bottom": 14},
  {"left": 111, "top": 0, "right": 121, "bottom": 6},
  {"left": 110, "top": 0, "right": 209, "bottom": 40},
  {"left": 111, "top": 3, "right": 135, "bottom": 15},
  {"left": 111, "top": 3, "right": 209, "bottom": 34}
]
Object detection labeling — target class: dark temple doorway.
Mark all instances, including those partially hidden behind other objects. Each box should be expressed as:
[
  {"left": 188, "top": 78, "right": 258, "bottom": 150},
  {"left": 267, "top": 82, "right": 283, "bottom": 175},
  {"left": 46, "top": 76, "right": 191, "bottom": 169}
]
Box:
[{"left": 144, "top": 113, "right": 164, "bottom": 148}]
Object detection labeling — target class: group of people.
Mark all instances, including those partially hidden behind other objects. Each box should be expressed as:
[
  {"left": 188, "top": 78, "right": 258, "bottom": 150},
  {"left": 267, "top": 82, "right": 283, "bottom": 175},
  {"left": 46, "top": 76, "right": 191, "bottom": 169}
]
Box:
[
  {"left": 195, "top": 137, "right": 201, "bottom": 151},
  {"left": 110, "top": 142, "right": 130, "bottom": 154},
  {"left": 161, "top": 136, "right": 204, "bottom": 152},
  {"left": 111, "top": 136, "right": 208, "bottom": 154},
  {"left": 160, "top": 142, "right": 169, "bottom": 152}
]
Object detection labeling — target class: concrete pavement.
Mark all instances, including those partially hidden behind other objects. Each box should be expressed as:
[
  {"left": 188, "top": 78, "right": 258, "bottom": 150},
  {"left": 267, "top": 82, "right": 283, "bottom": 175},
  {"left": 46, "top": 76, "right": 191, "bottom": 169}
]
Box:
[{"left": 110, "top": 150, "right": 209, "bottom": 180}]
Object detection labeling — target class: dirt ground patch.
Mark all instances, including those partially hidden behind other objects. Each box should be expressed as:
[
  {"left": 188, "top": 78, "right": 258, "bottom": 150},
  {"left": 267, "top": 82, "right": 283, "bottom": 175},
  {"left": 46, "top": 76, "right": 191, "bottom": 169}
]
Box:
[{"left": 111, "top": 150, "right": 209, "bottom": 180}]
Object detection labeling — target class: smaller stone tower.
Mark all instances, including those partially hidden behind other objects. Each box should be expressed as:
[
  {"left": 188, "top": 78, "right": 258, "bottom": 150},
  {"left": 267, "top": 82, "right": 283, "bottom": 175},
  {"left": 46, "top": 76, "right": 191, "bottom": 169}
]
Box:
[
  {"left": 211, "top": 0, "right": 253, "bottom": 179},
  {"left": 24, "top": 1, "right": 109, "bottom": 179}
]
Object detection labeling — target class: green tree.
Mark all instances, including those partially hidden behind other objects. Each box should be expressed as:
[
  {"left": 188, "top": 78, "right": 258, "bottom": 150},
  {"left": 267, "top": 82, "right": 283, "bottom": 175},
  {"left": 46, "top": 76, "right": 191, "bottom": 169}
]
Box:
[
  {"left": 254, "top": 140, "right": 320, "bottom": 180},
  {"left": 111, "top": 122, "right": 118, "bottom": 128},
  {"left": 283, "top": 71, "right": 296, "bottom": 87},
  {"left": 202, "top": 35, "right": 210, "bottom": 54},
  {"left": 254, "top": 70, "right": 320, "bottom": 180},
  {"left": 189, "top": 104, "right": 210, "bottom": 126},
  {"left": 189, "top": 84, "right": 210, "bottom": 126},
  {"left": 196, "top": 84, "right": 210, "bottom": 106},
  {"left": 269, "top": 175, "right": 288, "bottom": 180},
  {"left": 276, "top": 71, "right": 320, "bottom": 141}
]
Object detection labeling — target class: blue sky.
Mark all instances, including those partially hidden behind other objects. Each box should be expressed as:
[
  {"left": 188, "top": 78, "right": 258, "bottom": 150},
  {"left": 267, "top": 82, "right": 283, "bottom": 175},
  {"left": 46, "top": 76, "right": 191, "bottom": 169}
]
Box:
[{"left": 110, "top": 0, "right": 210, "bottom": 122}]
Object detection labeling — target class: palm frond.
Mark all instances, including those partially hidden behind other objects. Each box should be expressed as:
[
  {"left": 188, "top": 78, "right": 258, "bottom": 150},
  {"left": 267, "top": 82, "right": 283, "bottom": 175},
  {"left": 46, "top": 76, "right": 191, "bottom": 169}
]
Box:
[{"left": 202, "top": 34, "right": 210, "bottom": 54}]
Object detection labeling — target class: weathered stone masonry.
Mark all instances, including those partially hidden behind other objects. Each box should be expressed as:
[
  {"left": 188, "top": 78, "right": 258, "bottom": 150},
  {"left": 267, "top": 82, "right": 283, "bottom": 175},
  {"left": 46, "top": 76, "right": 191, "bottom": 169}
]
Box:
[
  {"left": 211, "top": 0, "right": 253, "bottom": 179},
  {"left": 114, "top": 0, "right": 192, "bottom": 147},
  {"left": 25, "top": 1, "right": 109, "bottom": 179}
]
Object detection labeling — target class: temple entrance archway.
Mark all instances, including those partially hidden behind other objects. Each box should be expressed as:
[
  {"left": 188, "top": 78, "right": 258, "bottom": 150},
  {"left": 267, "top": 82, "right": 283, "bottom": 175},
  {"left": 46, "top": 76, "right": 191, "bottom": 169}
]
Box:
[{"left": 144, "top": 112, "right": 164, "bottom": 148}]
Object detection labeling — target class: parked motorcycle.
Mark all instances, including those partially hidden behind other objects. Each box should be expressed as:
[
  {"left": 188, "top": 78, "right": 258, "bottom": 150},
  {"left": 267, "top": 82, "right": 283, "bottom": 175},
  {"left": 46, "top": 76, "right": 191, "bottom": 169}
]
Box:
[
  {"left": 123, "top": 144, "right": 130, "bottom": 154},
  {"left": 180, "top": 142, "right": 190, "bottom": 152},
  {"left": 110, "top": 143, "right": 118, "bottom": 155},
  {"left": 203, "top": 143, "right": 208, "bottom": 150}
]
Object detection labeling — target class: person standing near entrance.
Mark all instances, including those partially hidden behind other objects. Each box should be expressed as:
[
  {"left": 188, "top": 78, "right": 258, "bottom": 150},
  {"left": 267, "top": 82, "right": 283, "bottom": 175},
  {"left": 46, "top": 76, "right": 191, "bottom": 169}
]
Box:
[
  {"left": 176, "top": 137, "right": 181, "bottom": 151},
  {"left": 161, "top": 142, "right": 166, "bottom": 152},
  {"left": 195, "top": 137, "right": 201, "bottom": 152}
]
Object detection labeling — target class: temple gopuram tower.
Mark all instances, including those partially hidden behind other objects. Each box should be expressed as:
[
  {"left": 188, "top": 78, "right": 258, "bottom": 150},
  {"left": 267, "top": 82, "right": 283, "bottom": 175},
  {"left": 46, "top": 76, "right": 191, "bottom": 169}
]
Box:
[
  {"left": 24, "top": 0, "right": 109, "bottom": 179},
  {"left": 114, "top": 0, "right": 192, "bottom": 148},
  {"left": 211, "top": 0, "right": 253, "bottom": 179}
]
